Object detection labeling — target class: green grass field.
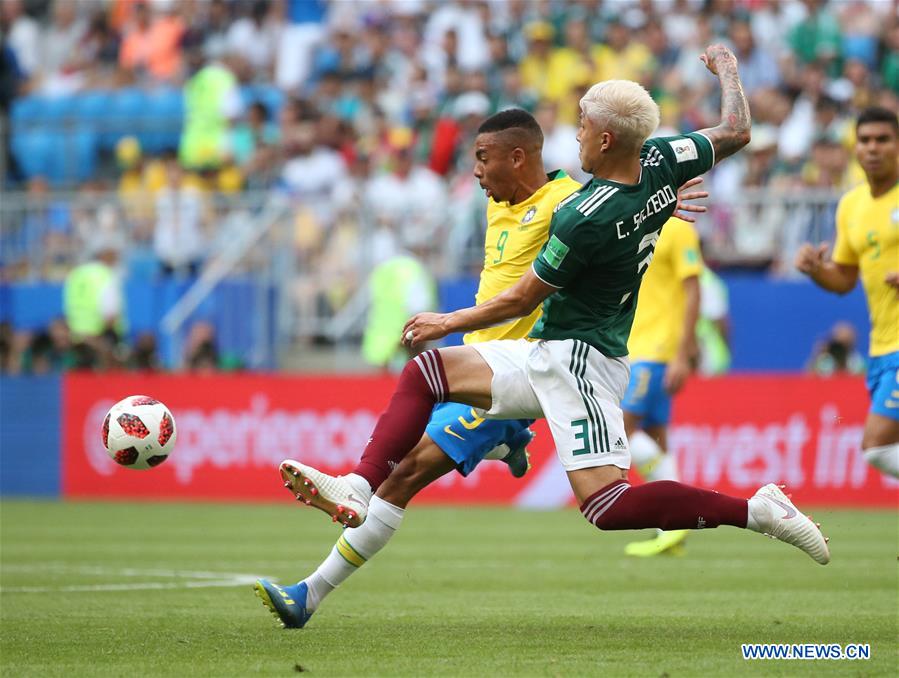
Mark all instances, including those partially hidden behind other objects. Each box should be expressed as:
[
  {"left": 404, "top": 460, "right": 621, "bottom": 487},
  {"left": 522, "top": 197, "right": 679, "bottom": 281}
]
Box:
[{"left": 1, "top": 501, "right": 896, "bottom": 677}]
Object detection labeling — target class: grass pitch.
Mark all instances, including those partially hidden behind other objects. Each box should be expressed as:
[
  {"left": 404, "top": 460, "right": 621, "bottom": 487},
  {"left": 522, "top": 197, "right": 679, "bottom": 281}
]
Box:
[{"left": 1, "top": 501, "right": 896, "bottom": 677}]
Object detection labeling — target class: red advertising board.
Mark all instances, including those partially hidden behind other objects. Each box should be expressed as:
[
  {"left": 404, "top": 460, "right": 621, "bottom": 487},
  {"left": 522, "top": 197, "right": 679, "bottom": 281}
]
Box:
[{"left": 62, "top": 372, "right": 897, "bottom": 507}]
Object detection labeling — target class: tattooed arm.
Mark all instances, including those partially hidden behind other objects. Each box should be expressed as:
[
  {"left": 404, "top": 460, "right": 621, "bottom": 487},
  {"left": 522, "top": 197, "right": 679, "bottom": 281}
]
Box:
[{"left": 698, "top": 44, "right": 751, "bottom": 164}]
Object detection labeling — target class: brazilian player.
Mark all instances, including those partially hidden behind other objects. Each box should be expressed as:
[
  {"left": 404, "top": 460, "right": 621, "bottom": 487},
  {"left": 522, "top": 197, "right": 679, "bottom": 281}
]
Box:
[
  {"left": 795, "top": 106, "right": 899, "bottom": 478},
  {"left": 256, "top": 109, "right": 708, "bottom": 628},
  {"left": 621, "top": 215, "right": 702, "bottom": 557}
]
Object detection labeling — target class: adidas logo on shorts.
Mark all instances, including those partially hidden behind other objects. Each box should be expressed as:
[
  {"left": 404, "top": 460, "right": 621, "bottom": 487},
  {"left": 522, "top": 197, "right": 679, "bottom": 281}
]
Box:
[{"left": 614, "top": 437, "right": 626, "bottom": 450}]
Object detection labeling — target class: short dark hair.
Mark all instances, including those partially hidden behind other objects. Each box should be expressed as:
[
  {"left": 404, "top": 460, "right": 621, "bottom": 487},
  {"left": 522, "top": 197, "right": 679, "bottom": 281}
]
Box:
[
  {"left": 856, "top": 106, "right": 899, "bottom": 135},
  {"left": 477, "top": 109, "right": 544, "bottom": 149}
]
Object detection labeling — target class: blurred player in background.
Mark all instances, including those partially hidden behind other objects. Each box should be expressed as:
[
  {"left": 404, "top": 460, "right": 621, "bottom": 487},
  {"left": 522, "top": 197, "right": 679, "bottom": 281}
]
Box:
[
  {"left": 795, "top": 106, "right": 899, "bottom": 478},
  {"left": 620, "top": 215, "right": 702, "bottom": 557},
  {"left": 255, "top": 109, "right": 708, "bottom": 629}
]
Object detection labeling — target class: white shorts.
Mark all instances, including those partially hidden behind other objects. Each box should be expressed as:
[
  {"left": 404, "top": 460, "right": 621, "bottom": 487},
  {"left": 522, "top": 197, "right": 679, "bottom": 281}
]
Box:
[{"left": 470, "top": 338, "right": 631, "bottom": 471}]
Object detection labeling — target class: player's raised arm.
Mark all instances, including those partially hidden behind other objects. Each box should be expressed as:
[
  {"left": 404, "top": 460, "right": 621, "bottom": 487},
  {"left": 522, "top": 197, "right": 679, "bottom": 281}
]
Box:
[
  {"left": 697, "top": 44, "right": 751, "bottom": 164},
  {"left": 402, "top": 268, "right": 556, "bottom": 346}
]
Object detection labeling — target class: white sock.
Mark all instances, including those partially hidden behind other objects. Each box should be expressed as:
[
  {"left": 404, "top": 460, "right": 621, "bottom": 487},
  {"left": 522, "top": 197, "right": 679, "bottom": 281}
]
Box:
[
  {"left": 863, "top": 444, "right": 899, "bottom": 478},
  {"left": 302, "top": 495, "right": 405, "bottom": 610},
  {"left": 629, "top": 431, "right": 679, "bottom": 482}
]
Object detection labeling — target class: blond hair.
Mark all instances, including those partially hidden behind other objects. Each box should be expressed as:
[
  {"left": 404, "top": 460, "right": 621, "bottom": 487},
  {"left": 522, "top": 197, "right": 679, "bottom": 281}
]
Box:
[{"left": 580, "top": 80, "right": 660, "bottom": 150}]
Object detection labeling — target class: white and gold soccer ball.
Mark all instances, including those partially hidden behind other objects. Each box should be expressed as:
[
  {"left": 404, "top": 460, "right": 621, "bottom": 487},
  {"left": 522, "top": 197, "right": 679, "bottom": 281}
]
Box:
[{"left": 102, "top": 395, "right": 177, "bottom": 470}]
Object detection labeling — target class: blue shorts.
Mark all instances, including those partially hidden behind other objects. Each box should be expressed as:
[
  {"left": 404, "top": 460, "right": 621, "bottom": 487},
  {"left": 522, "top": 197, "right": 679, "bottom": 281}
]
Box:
[
  {"left": 621, "top": 361, "right": 671, "bottom": 428},
  {"left": 425, "top": 402, "right": 531, "bottom": 476},
  {"left": 866, "top": 351, "right": 899, "bottom": 421}
]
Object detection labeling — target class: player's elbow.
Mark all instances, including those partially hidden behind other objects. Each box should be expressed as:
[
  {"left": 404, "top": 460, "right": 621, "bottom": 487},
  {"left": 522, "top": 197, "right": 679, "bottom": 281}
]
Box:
[
  {"left": 734, "top": 128, "right": 751, "bottom": 150},
  {"left": 507, "top": 296, "right": 534, "bottom": 319},
  {"left": 834, "top": 282, "right": 856, "bottom": 296}
]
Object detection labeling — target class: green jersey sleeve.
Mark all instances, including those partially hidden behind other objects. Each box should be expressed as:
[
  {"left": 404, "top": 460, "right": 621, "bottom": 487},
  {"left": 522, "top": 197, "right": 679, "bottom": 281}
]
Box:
[
  {"left": 645, "top": 132, "right": 715, "bottom": 186},
  {"left": 532, "top": 211, "right": 591, "bottom": 288}
]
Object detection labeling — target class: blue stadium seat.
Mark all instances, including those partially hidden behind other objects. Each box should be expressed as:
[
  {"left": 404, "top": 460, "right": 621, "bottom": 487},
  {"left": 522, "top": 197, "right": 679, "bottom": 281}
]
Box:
[
  {"left": 141, "top": 88, "right": 184, "bottom": 153},
  {"left": 101, "top": 88, "right": 148, "bottom": 150},
  {"left": 10, "top": 97, "right": 42, "bottom": 128},
  {"left": 10, "top": 129, "right": 53, "bottom": 179},
  {"left": 72, "top": 91, "right": 113, "bottom": 127}
]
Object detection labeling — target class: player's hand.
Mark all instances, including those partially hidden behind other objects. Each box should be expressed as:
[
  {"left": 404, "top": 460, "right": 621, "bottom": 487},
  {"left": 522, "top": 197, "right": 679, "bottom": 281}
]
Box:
[
  {"left": 664, "top": 356, "right": 692, "bottom": 395},
  {"left": 674, "top": 177, "right": 708, "bottom": 223},
  {"left": 795, "top": 242, "right": 829, "bottom": 276},
  {"left": 402, "top": 312, "right": 451, "bottom": 347},
  {"left": 700, "top": 44, "right": 737, "bottom": 75}
]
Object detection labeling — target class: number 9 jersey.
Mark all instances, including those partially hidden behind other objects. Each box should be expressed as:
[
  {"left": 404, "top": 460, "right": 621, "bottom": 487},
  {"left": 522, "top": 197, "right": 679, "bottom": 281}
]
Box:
[{"left": 464, "top": 170, "right": 582, "bottom": 345}]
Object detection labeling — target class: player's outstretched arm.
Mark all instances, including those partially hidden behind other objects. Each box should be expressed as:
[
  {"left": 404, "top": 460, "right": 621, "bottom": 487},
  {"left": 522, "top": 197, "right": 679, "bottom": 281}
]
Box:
[
  {"left": 697, "top": 44, "right": 751, "bottom": 164},
  {"left": 795, "top": 242, "right": 858, "bottom": 294},
  {"left": 402, "top": 268, "right": 555, "bottom": 346}
]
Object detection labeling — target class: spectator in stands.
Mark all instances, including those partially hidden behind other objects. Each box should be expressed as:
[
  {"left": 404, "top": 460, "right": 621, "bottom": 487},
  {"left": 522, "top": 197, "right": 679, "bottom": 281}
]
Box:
[
  {"left": 184, "top": 321, "right": 225, "bottom": 372},
  {"left": 365, "top": 127, "right": 447, "bottom": 252},
  {"left": 182, "top": 0, "right": 229, "bottom": 58},
  {"left": 130, "top": 332, "right": 160, "bottom": 371},
  {"left": 154, "top": 155, "right": 207, "bottom": 278},
  {"left": 518, "top": 21, "right": 555, "bottom": 102},
  {"left": 534, "top": 100, "right": 585, "bottom": 182},
  {"left": 225, "top": 0, "right": 280, "bottom": 80},
  {"left": 37, "top": 0, "right": 88, "bottom": 95},
  {"left": 78, "top": 8, "right": 121, "bottom": 86},
  {"left": 779, "top": 63, "right": 829, "bottom": 165},
  {"left": 229, "top": 100, "right": 279, "bottom": 187},
  {"left": 807, "top": 322, "right": 866, "bottom": 376},
  {"left": 119, "top": 0, "right": 185, "bottom": 84},
  {"left": 882, "top": 23, "right": 899, "bottom": 94},
  {"left": 275, "top": 0, "right": 326, "bottom": 92},
  {"left": 594, "top": 17, "right": 654, "bottom": 86},
  {"left": 422, "top": 0, "right": 489, "bottom": 75},
  {"left": 729, "top": 18, "right": 781, "bottom": 97},
  {"left": 179, "top": 47, "right": 242, "bottom": 170},
  {"left": 0, "top": 321, "right": 14, "bottom": 373},
  {"left": 0, "top": 31, "right": 26, "bottom": 185},
  {"left": 2, "top": 0, "right": 39, "bottom": 79},
  {"left": 22, "top": 317, "right": 73, "bottom": 374},
  {"left": 63, "top": 231, "right": 125, "bottom": 344},
  {"left": 788, "top": 0, "right": 842, "bottom": 77}
]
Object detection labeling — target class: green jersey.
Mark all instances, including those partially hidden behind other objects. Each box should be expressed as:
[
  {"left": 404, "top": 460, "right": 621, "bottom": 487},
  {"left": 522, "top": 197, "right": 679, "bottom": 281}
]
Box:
[{"left": 530, "top": 132, "right": 714, "bottom": 357}]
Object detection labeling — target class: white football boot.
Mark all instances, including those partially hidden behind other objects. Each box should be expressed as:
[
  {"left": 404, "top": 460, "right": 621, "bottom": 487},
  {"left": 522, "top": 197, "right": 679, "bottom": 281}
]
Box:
[
  {"left": 748, "top": 483, "right": 831, "bottom": 565},
  {"left": 280, "top": 460, "right": 372, "bottom": 528}
]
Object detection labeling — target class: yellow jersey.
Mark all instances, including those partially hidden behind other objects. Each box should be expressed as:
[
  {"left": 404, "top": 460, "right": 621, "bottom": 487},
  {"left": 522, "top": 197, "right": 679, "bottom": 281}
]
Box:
[
  {"left": 832, "top": 181, "right": 899, "bottom": 357},
  {"left": 464, "top": 171, "right": 582, "bottom": 344},
  {"left": 627, "top": 218, "right": 703, "bottom": 362}
]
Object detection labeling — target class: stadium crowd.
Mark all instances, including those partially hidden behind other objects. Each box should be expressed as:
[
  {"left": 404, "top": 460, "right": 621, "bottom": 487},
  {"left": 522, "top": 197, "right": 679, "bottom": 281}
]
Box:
[{"left": 1, "top": 0, "right": 896, "bottom": 371}]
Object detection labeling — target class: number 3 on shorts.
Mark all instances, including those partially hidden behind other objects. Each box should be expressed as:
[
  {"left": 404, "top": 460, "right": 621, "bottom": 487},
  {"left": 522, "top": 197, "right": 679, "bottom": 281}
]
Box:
[{"left": 571, "top": 418, "right": 592, "bottom": 456}]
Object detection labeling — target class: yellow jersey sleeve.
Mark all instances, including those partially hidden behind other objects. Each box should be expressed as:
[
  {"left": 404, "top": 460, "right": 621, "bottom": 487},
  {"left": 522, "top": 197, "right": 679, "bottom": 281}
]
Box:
[
  {"left": 464, "top": 173, "right": 581, "bottom": 344},
  {"left": 832, "top": 191, "right": 859, "bottom": 266}
]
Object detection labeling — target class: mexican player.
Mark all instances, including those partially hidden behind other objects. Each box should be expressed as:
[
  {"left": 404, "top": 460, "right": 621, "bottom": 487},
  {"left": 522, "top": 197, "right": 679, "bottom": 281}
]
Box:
[{"left": 258, "top": 44, "right": 830, "bottom": 629}]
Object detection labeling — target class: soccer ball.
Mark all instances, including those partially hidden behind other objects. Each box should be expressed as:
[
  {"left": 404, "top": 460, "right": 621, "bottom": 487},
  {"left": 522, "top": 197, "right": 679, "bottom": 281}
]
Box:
[{"left": 102, "top": 395, "right": 177, "bottom": 470}]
